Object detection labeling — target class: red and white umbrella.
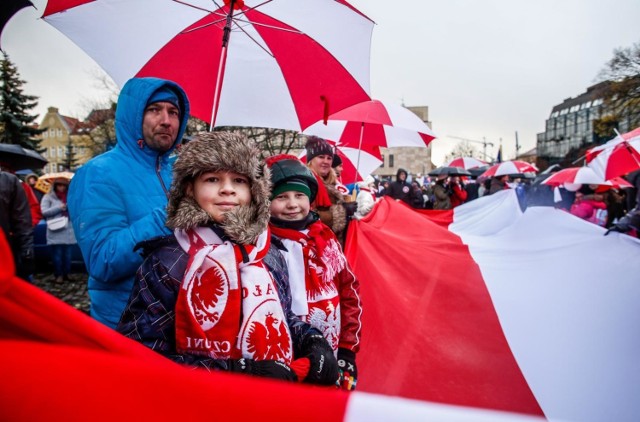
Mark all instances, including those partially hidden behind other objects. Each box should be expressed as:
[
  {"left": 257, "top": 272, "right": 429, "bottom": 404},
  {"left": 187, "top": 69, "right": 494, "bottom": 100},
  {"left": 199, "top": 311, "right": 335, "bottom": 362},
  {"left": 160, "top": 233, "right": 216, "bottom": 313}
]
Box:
[
  {"left": 299, "top": 141, "right": 382, "bottom": 183},
  {"left": 479, "top": 160, "right": 538, "bottom": 178},
  {"left": 303, "top": 99, "right": 437, "bottom": 153},
  {"left": 541, "top": 166, "right": 610, "bottom": 187},
  {"left": 42, "top": 0, "right": 373, "bottom": 131},
  {"left": 445, "top": 157, "right": 488, "bottom": 170},
  {"left": 586, "top": 127, "right": 640, "bottom": 180}
]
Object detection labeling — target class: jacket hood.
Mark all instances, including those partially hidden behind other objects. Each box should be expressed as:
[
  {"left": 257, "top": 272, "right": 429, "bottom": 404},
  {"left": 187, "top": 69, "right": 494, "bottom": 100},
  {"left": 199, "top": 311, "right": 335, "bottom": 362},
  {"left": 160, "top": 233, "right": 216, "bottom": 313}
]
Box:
[
  {"left": 396, "top": 168, "right": 408, "bottom": 181},
  {"left": 115, "top": 77, "right": 190, "bottom": 163},
  {"left": 166, "top": 131, "right": 271, "bottom": 245}
]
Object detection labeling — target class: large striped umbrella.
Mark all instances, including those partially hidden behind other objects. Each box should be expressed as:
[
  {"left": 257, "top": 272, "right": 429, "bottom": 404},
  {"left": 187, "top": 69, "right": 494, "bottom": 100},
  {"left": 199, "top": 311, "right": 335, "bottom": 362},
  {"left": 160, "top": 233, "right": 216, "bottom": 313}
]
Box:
[{"left": 42, "top": 0, "right": 373, "bottom": 131}]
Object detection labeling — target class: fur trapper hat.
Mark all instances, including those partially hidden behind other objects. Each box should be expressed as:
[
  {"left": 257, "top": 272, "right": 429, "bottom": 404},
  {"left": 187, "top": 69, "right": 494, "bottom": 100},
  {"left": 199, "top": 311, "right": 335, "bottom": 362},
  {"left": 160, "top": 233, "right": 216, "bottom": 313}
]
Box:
[{"left": 166, "top": 131, "right": 271, "bottom": 245}]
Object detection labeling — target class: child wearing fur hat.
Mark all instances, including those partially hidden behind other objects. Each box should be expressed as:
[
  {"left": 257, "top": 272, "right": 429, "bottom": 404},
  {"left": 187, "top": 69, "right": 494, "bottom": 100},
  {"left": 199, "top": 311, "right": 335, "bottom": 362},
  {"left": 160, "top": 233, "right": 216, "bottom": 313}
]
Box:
[
  {"left": 117, "top": 132, "right": 338, "bottom": 385},
  {"left": 266, "top": 154, "right": 362, "bottom": 391}
]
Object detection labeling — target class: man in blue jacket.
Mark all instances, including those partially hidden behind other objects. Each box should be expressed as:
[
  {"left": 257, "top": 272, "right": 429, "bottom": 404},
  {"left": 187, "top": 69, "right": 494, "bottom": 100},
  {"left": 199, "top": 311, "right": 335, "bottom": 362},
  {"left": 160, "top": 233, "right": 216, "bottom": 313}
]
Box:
[{"left": 68, "top": 77, "right": 190, "bottom": 328}]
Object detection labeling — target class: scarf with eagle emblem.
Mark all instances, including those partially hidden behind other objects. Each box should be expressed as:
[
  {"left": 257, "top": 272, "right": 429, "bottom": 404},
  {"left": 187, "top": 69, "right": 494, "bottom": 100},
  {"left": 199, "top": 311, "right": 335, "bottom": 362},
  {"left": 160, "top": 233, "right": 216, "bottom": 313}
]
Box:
[{"left": 174, "top": 226, "right": 293, "bottom": 364}]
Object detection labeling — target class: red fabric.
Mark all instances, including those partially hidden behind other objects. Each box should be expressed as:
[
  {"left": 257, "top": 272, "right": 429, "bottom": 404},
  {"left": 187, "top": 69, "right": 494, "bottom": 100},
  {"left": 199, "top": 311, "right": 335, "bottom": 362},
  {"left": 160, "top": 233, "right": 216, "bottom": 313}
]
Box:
[
  {"left": 344, "top": 197, "right": 543, "bottom": 415},
  {"left": 0, "top": 230, "right": 350, "bottom": 420},
  {"left": 21, "top": 182, "right": 42, "bottom": 226},
  {"left": 312, "top": 172, "right": 333, "bottom": 208}
]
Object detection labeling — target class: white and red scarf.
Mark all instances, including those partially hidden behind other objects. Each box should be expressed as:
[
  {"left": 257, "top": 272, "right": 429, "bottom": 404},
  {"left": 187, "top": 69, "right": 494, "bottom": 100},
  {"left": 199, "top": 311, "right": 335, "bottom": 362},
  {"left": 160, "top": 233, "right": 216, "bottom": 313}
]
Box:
[
  {"left": 174, "top": 226, "right": 293, "bottom": 364},
  {"left": 270, "top": 221, "right": 345, "bottom": 352}
]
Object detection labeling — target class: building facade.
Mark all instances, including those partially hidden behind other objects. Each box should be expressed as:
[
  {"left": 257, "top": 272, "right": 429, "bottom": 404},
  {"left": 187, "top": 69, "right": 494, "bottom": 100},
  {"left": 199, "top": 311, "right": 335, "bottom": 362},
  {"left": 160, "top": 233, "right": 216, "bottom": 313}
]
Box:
[
  {"left": 535, "top": 81, "right": 640, "bottom": 167},
  {"left": 38, "top": 107, "right": 113, "bottom": 173}
]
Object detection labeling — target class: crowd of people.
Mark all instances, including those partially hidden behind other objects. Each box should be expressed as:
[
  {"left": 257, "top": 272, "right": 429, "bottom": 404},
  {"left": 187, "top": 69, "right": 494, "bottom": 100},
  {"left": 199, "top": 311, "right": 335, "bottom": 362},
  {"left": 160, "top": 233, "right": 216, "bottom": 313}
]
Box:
[{"left": 2, "top": 75, "right": 639, "bottom": 391}]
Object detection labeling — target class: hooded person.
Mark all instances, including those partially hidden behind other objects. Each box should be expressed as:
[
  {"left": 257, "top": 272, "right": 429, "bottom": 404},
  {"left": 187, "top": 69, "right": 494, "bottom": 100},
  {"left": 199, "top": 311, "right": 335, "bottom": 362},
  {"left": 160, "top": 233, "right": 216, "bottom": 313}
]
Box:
[
  {"left": 385, "top": 168, "right": 413, "bottom": 205},
  {"left": 117, "top": 132, "right": 339, "bottom": 385},
  {"left": 432, "top": 174, "right": 451, "bottom": 210},
  {"left": 68, "top": 77, "right": 191, "bottom": 328},
  {"left": 266, "top": 154, "right": 362, "bottom": 391}
]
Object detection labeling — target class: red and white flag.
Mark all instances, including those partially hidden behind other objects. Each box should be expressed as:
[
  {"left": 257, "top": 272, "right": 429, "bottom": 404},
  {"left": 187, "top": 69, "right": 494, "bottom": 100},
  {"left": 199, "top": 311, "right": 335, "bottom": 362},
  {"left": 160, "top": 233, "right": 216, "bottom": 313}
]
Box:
[{"left": 346, "top": 191, "right": 640, "bottom": 421}]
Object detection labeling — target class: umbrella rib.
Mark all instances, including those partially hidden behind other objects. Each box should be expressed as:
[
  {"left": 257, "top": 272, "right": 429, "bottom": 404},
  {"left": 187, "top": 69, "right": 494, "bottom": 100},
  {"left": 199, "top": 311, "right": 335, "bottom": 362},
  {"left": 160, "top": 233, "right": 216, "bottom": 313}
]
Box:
[{"left": 233, "top": 20, "right": 274, "bottom": 58}]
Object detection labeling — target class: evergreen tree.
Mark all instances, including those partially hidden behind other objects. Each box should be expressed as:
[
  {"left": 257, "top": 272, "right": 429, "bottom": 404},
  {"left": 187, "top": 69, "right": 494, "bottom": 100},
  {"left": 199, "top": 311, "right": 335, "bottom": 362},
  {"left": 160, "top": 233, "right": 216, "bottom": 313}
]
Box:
[{"left": 0, "top": 52, "right": 45, "bottom": 150}]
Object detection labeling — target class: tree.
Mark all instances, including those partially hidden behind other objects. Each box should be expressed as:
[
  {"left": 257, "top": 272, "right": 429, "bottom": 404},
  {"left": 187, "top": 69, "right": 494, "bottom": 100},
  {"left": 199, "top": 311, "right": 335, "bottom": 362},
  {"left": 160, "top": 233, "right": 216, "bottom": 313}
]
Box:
[
  {"left": 594, "top": 41, "right": 640, "bottom": 137},
  {"left": 443, "top": 142, "right": 482, "bottom": 163},
  {"left": 0, "top": 52, "right": 45, "bottom": 150},
  {"left": 214, "top": 126, "right": 304, "bottom": 158}
]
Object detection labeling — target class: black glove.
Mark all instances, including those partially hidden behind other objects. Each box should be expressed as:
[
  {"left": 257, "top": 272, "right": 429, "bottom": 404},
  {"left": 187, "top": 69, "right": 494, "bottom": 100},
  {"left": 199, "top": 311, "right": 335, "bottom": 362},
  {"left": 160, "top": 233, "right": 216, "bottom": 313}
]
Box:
[
  {"left": 337, "top": 348, "right": 357, "bottom": 391},
  {"left": 301, "top": 335, "right": 339, "bottom": 385},
  {"left": 343, "top": 201, "right": 357, "bottom": 219},
  {"left": 228, "top": 358, "right": 297, "bottom": 382}
]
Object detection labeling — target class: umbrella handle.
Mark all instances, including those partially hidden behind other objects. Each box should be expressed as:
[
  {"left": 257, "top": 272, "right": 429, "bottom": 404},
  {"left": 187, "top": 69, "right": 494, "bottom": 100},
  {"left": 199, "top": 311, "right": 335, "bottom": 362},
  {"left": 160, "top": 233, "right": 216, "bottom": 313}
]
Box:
[
  {"left": 354, "top": 122, "right": 364, "bottom": 184},
  {"left": 209, "top": 0, "right": 236, "bottom": 130}
]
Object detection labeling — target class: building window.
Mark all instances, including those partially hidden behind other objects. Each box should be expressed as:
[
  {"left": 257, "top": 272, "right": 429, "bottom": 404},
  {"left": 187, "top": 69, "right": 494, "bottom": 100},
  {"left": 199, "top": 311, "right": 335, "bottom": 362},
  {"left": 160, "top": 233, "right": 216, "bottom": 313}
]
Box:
[
  {"left": 58, "top": 146, "right": 64, "bottom": 157},
  {"left": 389, "top": 154, "right": 394, "bottom": 168},
  {"left": 49, "top": 129, "right": 55, "bottom": 137},
  {"left": 381, "top": 155, "right": 385, "bottom": 167},
  {"left": 43, "top": 131, "right": 48, "bottom": 139},
  {"left": 57, "top": 129, "right": 63, "bottom": 137},
  {"left": 50, "top": 146, "right": 56, "bottom": 158}
]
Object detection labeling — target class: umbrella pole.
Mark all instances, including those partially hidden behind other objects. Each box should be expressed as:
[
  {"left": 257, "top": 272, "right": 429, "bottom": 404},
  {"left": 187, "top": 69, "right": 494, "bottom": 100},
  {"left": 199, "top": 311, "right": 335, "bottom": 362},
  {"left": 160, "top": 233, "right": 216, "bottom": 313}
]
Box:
[
  {"left": 354, "top": 121, "right": 365, "bottom": 184},
  {"left": 209, "top": 0, "right": 237, "bottom": 131}
]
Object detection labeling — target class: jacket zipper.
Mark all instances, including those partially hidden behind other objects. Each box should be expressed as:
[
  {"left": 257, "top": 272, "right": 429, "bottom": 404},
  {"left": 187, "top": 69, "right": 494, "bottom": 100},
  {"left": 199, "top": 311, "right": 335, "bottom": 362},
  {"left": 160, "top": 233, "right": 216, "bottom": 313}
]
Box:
[{"left": 156, "top": 155, "right": 170, "bottom": 198}]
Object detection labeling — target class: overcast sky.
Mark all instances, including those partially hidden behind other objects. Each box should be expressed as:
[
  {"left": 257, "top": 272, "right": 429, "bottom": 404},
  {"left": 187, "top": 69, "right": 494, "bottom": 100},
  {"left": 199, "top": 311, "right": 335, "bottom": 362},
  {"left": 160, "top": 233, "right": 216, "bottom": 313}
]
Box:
[{"left": 2, "top": 0, "right": 640, "bottom": 165}]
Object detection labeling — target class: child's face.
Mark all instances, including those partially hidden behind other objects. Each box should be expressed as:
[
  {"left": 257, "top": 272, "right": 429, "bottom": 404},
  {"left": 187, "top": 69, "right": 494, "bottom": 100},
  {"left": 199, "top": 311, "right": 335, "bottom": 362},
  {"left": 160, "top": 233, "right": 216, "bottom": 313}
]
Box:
[
  {"left": 192, "top": 171, "right": 251, "bottom": 223},
  {"left": 270, "top": 190, "right": 310, "bottom": 221},
  {"left": 309, "top": 154, "right": 333, "bottom": 178}
]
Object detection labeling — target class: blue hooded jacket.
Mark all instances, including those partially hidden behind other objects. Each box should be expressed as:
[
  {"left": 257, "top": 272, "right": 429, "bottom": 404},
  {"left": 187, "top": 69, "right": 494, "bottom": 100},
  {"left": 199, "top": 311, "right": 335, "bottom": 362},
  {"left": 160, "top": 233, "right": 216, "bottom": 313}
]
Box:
[{"left": 68, "top": 77, "right": 190, "bottom": 328}]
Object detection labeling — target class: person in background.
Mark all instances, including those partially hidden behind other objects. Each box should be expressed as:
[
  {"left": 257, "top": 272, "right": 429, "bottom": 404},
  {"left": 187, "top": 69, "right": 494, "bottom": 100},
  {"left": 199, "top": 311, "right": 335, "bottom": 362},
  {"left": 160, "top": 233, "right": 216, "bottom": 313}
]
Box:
[
  {"left": 266, "top": 154, "right": 362, "bottom": 390},
  {"left": 448, "top": 175, "right": 468, "bottom": 208},
  {"left": 488, "top": 174, "right": 509, "bottom": 195},
  {"left": 40, "top": 178, "right": 76, "bottom": 283},
  {"left": 385, "top": 168, "right": 414, "bottom": 206},
  {"left": 68, "top": 77, "right": 190, "bottom": 328},
  {"left": 305, "top": 136, "right": 354, "bottom": 246},
  {"left": 0, "top": 169, "right": 34, "bottom": 280},
  {"left": 432, "top": 174, "right": 451, "bottom": 210},
  {"left": 117, "top": 132, "right": 338, "bottom": 386},
  {"left": 26, "top": 173, "right": 44, "bottom": 203}
]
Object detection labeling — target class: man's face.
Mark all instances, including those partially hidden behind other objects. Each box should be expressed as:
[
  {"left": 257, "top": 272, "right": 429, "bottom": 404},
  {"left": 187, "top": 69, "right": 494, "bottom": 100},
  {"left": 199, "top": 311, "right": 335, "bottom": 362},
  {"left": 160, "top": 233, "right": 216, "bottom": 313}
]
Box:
[
  {"left": 399, "top": 172, "right": 406, "bottom": 181},
  {"left": 142, "top": 101, "right": 180, "bottom": 152},
  {"left": 309, "top": 154, "right": 333, "bottom": 178}
]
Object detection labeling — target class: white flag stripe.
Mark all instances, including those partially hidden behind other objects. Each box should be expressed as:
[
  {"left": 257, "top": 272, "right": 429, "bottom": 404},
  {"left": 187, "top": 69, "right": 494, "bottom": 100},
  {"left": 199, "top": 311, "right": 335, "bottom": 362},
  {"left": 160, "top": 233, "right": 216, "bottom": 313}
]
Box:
[{"left": 451, "top": 190, "right": 640, "bottom": 422}]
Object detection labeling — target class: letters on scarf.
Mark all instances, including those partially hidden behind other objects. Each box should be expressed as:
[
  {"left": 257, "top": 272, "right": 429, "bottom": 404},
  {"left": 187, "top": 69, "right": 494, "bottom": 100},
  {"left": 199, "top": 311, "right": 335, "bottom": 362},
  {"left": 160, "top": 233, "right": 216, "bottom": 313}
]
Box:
[{"left": 174, "top": 227, "right": 292, "bottom": 364}]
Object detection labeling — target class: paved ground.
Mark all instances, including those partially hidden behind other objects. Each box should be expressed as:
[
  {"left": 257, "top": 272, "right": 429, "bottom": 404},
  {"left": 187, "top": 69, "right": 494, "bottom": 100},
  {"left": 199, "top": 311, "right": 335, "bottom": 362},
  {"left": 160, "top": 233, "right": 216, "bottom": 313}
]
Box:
[{"left": 31, "top": 272, "right": 91, "bottom": 315}]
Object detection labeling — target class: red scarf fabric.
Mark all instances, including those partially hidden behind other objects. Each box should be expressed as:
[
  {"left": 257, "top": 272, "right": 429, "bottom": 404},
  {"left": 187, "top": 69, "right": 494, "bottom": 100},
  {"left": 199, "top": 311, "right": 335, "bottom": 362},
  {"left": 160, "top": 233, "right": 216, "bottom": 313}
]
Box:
[
  {"left": 174, "top": 227, "right": 293, "bottom": 364},
  {"left": 270, "top": 221, "right": 345, "bottom": 351},
  {"left": 312, "top": 172, "right": 333, "bottom": 208}
]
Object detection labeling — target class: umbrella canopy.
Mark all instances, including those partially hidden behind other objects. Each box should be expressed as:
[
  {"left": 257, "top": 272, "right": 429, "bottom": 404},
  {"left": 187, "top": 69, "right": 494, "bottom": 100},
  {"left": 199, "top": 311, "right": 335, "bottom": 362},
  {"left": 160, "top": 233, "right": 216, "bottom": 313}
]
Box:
[
  {"left": 42, "top": 0, "right": 373, "bottom": 131},
  {"left": 0, "top": 144, "right": 47, "bottom": 171},
  {"left": 39, "top": 171, "right": 74, "bottom": 182},
  {"left": 541, "top": 166, "right": 612, "bottom": 187},
  {"left": 445, "top": 157, "right": 488, "bottom": 170},
  {"left": 586, "top": 127, "right": 640, "bottom": 180},
  {"left": 480, "top": 160, "right": 538, "bottom": 178},
  {"left": 428, "top": 166, "right": 471, "bottom": 177},
  {"left": 0, "top": 0, "right": 34, "bottom": 47},
  {"left": 304, "top": 99, "right": 437, "bottom": 153}
]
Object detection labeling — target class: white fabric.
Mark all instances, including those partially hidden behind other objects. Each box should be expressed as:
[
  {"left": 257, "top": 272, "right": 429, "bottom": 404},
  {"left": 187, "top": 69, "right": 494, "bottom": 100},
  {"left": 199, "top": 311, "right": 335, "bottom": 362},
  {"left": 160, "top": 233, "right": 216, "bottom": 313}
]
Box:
[
  {"left": 277, "top": 237, "right": 309, "bottom": 316},
  {"left": 450, "top": 190, "right": 640, "bottom": 422},
  {"left": 345, "top": 392, "right": 544, "bottom": 422}
]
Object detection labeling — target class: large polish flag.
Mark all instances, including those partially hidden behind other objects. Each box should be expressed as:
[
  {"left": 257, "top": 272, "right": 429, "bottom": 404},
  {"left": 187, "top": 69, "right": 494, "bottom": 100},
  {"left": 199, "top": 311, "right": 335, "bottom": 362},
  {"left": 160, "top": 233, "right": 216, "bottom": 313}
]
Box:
[
  {"left": 1, "top": 190, "right": 639, "bottom": 421},
  {"left": 346, "top": 191, "right": 640, "bottom": 421}
]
